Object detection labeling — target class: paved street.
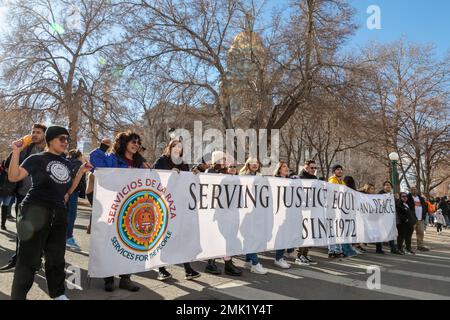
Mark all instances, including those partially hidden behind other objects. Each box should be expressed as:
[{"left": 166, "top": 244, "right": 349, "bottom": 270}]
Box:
[{"left": 1, "top": 201, "right": 450, "bottom": 300}]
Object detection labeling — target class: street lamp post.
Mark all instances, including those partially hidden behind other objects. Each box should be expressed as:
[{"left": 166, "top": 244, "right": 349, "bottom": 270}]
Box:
[{"left": 389, "top": 152, "right": 400, "bottom": 193}]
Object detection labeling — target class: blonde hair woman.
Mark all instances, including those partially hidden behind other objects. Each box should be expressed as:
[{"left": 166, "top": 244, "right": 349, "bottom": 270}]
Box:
[
  {"left": 239, "top": 157, "right": 261, "bottom": 175},
  {"left": 239, "top": 157, "right": 267, "bottom": 274}
]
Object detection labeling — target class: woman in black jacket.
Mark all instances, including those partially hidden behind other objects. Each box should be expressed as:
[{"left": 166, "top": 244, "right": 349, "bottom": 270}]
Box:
[
  {"left": 154, "top": 139, "right": 200, "bottom": 281},
  {"left": 397, "top": 193, "right": 417, "bottom": 255}
]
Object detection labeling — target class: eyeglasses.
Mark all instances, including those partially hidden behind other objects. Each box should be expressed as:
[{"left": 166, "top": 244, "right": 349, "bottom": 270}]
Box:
[
  {"left": 131, "top": 140, "right": 142, "bottom": 146},
  {"left": 58, "top": 136, "right": 71, "bottom": 143},
  {"left": 309, "top": 166, "right": 317, "bottom": 170}
]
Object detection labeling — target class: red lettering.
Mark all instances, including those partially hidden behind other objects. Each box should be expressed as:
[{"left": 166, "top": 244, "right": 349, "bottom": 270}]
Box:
[{"left": 157, "top": 183, "right": 166, "bottom": 193}]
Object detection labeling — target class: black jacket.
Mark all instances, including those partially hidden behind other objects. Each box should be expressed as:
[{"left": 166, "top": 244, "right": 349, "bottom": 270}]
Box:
[
  {"left": 69, "top": 158, "right": 86, "bottom": 198},
  {"left": 0, "top": 160, "right": 15, "bottom": 197},
  {"left": 406, "top": 193, "right": 428, "bottom": 221},
  {"left": 395, "top": 199, "right": 417, "bottom": 226},
  {"left": 154, "top": 155, "right": 189, "bottom": 172},
  {"left": 439, "top": 201, "right": 449, "bottom": 216},
  {"left": 298, "top": 169, "right": 317, "bottom": 180}
]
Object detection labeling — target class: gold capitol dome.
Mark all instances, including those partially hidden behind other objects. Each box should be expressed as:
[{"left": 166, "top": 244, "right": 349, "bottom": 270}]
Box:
[{"left": 229, "top": 13, "right": 265, "bottom": 57}]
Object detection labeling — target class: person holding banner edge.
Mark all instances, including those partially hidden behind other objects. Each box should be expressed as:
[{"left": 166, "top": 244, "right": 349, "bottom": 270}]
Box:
[
  {"left": 153, "top": 138, "right": 201, "bottom": 281},
  {"left": 327, "top": 165, "right": 346, "bottom": 258},
  {"left": 378, "top": 181, "right": 402, "bottom": 254},
  {"left": 295, "top": 160, "right": 319, "bottom": 265},
  {"left": 272, "top": 161, "right": 295, "bottom": 269},
  {"left": 240, "top": 157, "right": 268, "bottom": 275},
  {"left": 203, "top": 151, "right": 243, "bottom": 276},
  {"left": 89, "top": 131, "right": 151, "bottom": 292}
]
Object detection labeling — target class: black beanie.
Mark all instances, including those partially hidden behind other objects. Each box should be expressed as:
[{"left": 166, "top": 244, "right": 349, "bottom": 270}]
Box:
[
  {"left": 45, "top": 126, "right": 70, "bottom": 143},
  {"left": 331, "top": 164, "right": 343, "bottom": 172}
]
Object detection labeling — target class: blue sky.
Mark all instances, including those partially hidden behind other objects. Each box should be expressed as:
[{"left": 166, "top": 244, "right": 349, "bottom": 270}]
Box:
[
  {"left": 2, "top": 1, "right": 448, "bottom": 57},
  {"left": 349, "top": 0, "right": 450, "bottom": 57},
  {"left": 266, "top": 0, "right": 450, "bottom": 58}
]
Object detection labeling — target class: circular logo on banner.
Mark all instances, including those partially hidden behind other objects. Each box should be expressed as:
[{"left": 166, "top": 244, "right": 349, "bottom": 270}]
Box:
[{"left": 117, "top": 190, "right": 169, "bottom": 252}]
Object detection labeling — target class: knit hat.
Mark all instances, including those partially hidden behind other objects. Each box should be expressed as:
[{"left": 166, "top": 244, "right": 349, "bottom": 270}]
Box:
[
  {"left": 45, "top": 126, "right": 70, "bottom": 143},
  {"left": 211, "top": 151, "right": 226, "bottom": 165},
  {"left": 331, "top": 164, "right": 343, "bottom": 172}
]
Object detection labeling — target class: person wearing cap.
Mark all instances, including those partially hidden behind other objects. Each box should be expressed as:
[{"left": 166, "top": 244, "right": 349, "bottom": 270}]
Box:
[{"left": 8, "top": 126, "right": 92, "bottom": 300}]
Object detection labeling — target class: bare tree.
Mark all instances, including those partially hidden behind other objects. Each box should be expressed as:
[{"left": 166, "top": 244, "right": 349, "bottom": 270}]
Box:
[
  {"left": 0, "top": 0, "right": 124, "bottom": 148},
  {"left": 362, "top": 40, "right": 450, "bottom": 194}
]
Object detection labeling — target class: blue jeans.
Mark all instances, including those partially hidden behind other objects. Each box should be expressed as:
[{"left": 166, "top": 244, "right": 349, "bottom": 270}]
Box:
[
  {"left": 275, "top": 248, "right": 294, "bottom": 261},
  {"left": 0, "top": 195, "right": 14, "bottom": 206},
  {"left": 328, "top": 244, "right": 342, "bottom": 254},
  {"left": 246, "top": 253, "right": 259, "bottom": 265},
  {"left": 66, "top": 192, "right": 79, "bottom": 239},
  {"left": 341, "top": 243, "right": 356, "bottom": 256}
]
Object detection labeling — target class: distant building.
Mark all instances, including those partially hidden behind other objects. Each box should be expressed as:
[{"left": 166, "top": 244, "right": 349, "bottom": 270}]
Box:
[{"left": 222, "top": 13, "right": 270, "bottom": 129}]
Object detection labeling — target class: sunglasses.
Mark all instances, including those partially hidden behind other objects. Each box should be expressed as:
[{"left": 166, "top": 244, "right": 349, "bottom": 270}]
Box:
[
  {"left": 58, "top": 136, "right": 71, "bottom": 143},
  {"left": 130, "top": 140, "right": 142, "bottom": 146},
  {"left": 309, "top": 166, "right": 317, "bottom": 170},
  {"left": 228, "top": 165, "right": 237, "bottom": 169}
]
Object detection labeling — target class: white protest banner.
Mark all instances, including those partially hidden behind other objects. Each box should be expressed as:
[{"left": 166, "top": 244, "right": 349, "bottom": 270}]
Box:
[{"left": 88, "top": 169, "right": 397, "bottom": 277}]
